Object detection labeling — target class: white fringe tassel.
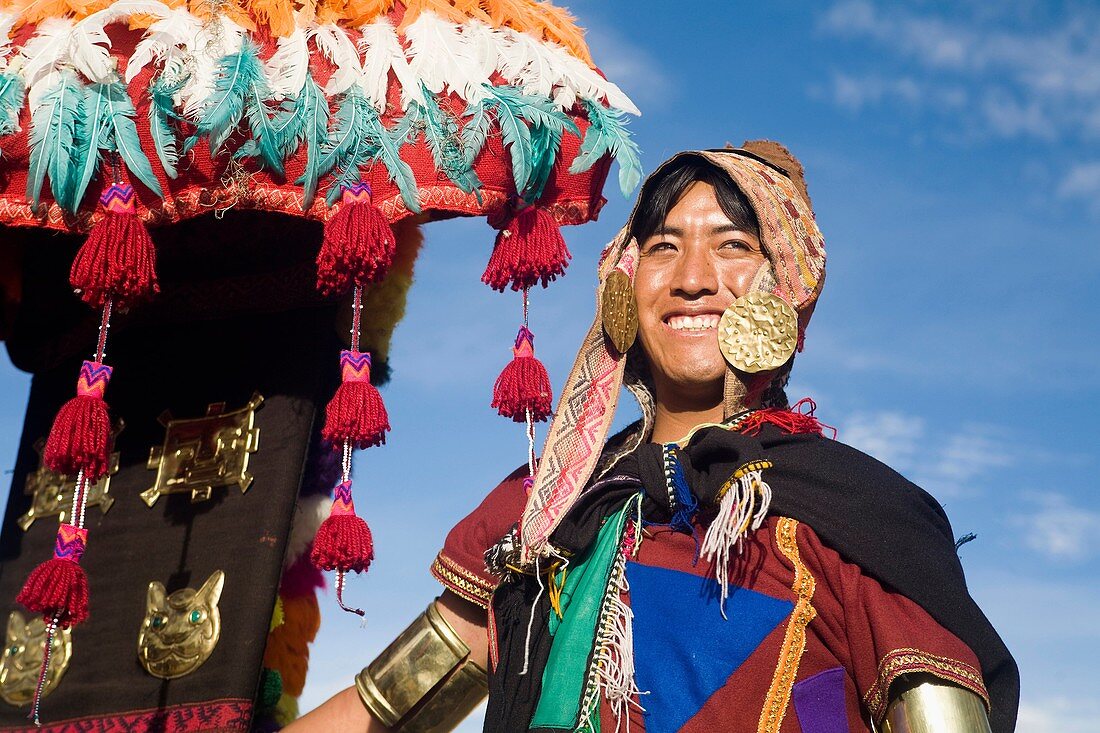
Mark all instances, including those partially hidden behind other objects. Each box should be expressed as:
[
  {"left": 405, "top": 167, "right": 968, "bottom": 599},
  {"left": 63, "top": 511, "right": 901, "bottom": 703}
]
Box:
[{"left": 700, "top": 469, "right": 772, "bottom": 619}]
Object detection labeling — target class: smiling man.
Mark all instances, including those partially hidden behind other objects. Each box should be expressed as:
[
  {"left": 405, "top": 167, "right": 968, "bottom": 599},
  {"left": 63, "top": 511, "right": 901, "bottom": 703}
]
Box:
[{"left": 289, "top": 144, "right": 1018, "bottom": 733}]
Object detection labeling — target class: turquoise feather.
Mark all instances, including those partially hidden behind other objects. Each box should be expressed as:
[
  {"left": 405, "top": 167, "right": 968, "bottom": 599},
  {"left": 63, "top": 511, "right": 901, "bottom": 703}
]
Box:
[
  {"left": 185, "top": 41, "right": 270, "bottom": 159},
  {"left": 474, "top": 85, "right": 579, "bottom": 201},
  {"left": 0, "top": 72, "right": 25, "bottom": 144},
  {"left": 27, "top": 70, "right": 86, "bottom": 212},
  {"left": 287, "top": 74, "right": 329, "bottom": 209},
  {"left": 101, "top": 80, "right": 163, "bottom": 199},
  {"left": 73, "top": 79, "right": 164, "bottom": 210},
  {"left": 569, "top": 98, "right": 642, "bottom": 197},
  {"left": 411, "top": 87, "right": 480, "bottom": 196},
  {"left": 321, "top": 86, "right": 419, "bottom": 212},
  {"left": 149, "top": 74, "right": 185, "bottom": 179}
]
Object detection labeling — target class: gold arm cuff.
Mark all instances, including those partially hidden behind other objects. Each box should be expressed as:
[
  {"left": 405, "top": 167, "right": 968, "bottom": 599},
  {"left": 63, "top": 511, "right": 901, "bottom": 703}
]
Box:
[
  {"left": 881, "top": 676, "right": 992, "bottom": 733},
  {"left": 355, "top": 601, "right": 488, "bottom": 733}
]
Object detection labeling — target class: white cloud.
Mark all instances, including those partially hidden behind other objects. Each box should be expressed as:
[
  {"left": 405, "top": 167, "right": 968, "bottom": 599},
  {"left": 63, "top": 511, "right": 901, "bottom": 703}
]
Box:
[
  {"left": 1057, "top": 161, "right": 1100, "bottom": 201},
  {"left": 839, "top": 412, "right": 1011, "bottom": 498},
  {"left": 1014, "top": 492, "right": 1100, "bottom": 561},
  {"left": 817, "top": 1, "right": 1100, "bottom": 143},
  {"left": 1017, "top": 697, "right": 1100, "bottom": 733}
]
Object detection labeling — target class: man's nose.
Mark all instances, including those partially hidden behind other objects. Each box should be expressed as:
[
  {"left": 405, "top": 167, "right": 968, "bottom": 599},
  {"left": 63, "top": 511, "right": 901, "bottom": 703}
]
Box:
[{"left": 672, "top": 242, "right": 718, "bottom": 297}]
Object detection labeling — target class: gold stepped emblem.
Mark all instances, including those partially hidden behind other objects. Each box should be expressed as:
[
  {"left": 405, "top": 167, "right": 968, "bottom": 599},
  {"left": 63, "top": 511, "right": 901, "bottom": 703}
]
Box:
[
  {"left": 143, "top": 395, "right": 262, "bottom": 507},
  {"left": 19, "top": 438, "right": 119, "bottom": 531}
]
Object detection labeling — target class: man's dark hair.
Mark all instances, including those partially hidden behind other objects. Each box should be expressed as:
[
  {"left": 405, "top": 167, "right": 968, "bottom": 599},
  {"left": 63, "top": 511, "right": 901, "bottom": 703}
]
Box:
[{"left": 629, "top": 156, "right": 760, "bottom": 244}]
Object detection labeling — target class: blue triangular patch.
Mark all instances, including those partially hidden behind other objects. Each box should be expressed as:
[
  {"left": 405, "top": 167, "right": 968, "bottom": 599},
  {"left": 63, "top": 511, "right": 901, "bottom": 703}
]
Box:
[{"left": 627, "top": 562, "right": 793, "bottom": 732}]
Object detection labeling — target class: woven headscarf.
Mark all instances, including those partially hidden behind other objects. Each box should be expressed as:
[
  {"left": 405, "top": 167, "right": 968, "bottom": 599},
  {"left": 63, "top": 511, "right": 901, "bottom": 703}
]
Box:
[{"left": 519, "top": 142, "right": 828, "bottom": 563}]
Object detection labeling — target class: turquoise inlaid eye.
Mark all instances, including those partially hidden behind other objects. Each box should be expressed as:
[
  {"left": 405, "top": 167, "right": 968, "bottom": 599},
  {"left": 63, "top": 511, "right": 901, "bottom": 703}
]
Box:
[
  {"left": 7, "top": 645, "right": 18, "bottom": 655},
  {"left": 151, "top": 615, "right": 167, "bottom": 629},
  {"left": 189, "top": 609, "right": 203, "bottom": 624}
]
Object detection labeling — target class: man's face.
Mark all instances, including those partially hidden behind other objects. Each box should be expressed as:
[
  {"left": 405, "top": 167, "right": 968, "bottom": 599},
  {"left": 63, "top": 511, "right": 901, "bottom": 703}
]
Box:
[{"left": 634, "top": 181, "right": 767, "bottom": 400}]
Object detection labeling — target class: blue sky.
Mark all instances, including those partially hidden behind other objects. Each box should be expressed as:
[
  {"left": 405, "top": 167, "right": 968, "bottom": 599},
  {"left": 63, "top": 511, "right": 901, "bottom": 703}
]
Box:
[{"left": 1, "top": 1, "right": 1098, "bottom": 730}]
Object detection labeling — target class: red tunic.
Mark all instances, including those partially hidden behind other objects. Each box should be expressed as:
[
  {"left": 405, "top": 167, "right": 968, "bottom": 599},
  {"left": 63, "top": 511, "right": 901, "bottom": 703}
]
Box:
[{"left": 431, "top": 470, "right": 989, "bottom": 732}]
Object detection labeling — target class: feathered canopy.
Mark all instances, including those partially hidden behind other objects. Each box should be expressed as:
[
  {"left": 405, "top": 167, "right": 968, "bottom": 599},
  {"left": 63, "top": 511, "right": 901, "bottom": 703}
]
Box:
[{"left": 0, "top": 0, "right": 640, "bottom": 231}]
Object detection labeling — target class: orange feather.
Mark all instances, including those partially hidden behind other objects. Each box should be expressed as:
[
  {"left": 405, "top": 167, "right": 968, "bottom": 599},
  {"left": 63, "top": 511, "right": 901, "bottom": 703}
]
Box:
[
  {"left": 261, "top": 594, "right": 321, "bottom": 697},
  {"left": 531, "top": 1, "right": 591, "bottom": 65},
  {"left": 342, "top": 0, "right": 395, "bottom": 26},
  {"left": 248, "top": 0, "right": 296, "bottom": 36},
  {"left": 450, "top": 0, "right": 490, "bottom": 23},
  {"left": 480, "top": 0, "right": 541, "bottom": 32},
  {"left": 13, "top": 0, "right": 76, "bottom": 24}
]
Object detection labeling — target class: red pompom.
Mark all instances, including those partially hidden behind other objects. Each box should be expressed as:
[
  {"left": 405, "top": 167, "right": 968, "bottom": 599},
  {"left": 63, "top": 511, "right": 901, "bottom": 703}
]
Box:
[
  {"left": 43, "top": 395, "right": 111, "bottom": 480},
  {"left": 17, "top": 559, "right": 89, "bottom": 628},
  {"left": 740, "top": 399, "right": 834, "bottom": 438},
  {"left": 491, "top": 327, "right": 553, "bottom": 422},
  {"left": 482, "top": 207, "right": 571, "bottom": 292},
  {"left": 70, "top": 184, "right": 158, "bottom": 310},
  {"left": 317, "top": 184, "right": 396, "bottom": 296}
]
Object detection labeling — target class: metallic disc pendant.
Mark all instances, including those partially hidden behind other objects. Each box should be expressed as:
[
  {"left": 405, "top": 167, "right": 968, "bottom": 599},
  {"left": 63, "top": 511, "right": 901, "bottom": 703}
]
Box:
[
  {"left": 718, "top": 292, "right": 798, "bottom": 373},
  {"left": 601, "top": 270, "right": 638, "bottom": 355}
]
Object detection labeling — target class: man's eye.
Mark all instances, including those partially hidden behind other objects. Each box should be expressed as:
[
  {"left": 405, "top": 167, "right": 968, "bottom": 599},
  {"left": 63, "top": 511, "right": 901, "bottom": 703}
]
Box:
[
  {"left": 720, "top": 240, "right": 750, "bottom": 251},
  {"left": 645, "top": 242, "right": 676, "bottom": 254}
]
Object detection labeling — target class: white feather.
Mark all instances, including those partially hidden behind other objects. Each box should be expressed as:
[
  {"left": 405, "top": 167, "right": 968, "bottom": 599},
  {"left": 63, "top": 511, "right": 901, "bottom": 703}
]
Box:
[
  {"left": 70, "top": 0, "right": 170, "bottom": 82},
  {"left": 404, "top": 12, "right": 491, "bottom": 104},
  {"left": 461, "top": 21, "right": 504, "bottom": 80},
  {"left": 550, "top": 43, "right": 640, "bottom": 116},
  {"left": 180, "top": 16, "right": 245, "bottom": 117},
  {"left": 357, "top": 18, "right": 417, "bottom": 111},
  {"left": 498, "top": 27, "right": 562, "bottom": 102},
  {"left": 312, "top": 23, "right": 361, "bottom": 97},
  {"left": 0, "top": 9, "right": 20, "bottom": 66},
  {"left": 126, "top": 6, "right": 203, "bottom": 84},
  {"left": 19, "top": 18, "right": 74, "bottom": 93},
  {"left": 265, "top": 26, "right": 309, "bottom": 100}
]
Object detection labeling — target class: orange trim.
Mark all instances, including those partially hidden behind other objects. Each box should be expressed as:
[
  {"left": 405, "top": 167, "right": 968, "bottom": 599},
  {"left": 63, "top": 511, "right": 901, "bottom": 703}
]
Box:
[{"left": 757, "top": 518, "right": 817, "bottom": 733}]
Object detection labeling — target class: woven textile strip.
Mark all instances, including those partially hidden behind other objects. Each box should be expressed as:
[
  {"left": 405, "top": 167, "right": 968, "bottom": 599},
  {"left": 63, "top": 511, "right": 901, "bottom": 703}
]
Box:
[{"left": 519, "top": 237, "right": 638, "bottom": 560}]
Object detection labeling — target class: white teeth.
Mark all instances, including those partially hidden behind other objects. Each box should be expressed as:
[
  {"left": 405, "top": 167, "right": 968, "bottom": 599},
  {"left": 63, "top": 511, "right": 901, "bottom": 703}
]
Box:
[{"left": 668, "top": 315, "right": 719, "bottom": 331}]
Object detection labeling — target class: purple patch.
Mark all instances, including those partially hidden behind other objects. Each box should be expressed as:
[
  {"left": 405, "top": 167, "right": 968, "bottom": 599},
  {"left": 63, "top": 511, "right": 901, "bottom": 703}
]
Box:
[{"left": 793, "top": 667, "right": 849, "bottom": 733}]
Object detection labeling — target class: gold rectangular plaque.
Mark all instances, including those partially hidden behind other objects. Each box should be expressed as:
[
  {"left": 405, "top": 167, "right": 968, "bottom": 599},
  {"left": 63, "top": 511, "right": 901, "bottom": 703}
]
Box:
[
  {"left": 143, "top": 394, "right": 262, "bottom": 507},
  {"left": 18, "top": 442, "right": 118, "bottom": 531}
]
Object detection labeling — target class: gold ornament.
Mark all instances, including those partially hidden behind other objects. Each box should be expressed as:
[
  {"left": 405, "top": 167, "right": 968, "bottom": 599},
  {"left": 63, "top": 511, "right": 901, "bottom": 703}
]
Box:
[
  {"left": 601, "top": 270, "right": 638, "bottom": 355},
  {"left": 0, "top": 611, "right": 72, "bottom": 707},
  {"left": 718, "top": 292, "right": 798, "bottom": 373},
  {"left": 143, "top": 394, "right": 262, "bottom": 507},
  {"left": 138, "top": 570, "right": 224, "bottom": 679},
  {"left": 19, "top": 439, "right": 118, "bottom": 531}
]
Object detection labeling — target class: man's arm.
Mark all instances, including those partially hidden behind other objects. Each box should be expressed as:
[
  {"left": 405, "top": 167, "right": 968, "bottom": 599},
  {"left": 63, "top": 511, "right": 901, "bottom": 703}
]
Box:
[{"left": 284, "top": 590, "right": 489, "bottom": 732}]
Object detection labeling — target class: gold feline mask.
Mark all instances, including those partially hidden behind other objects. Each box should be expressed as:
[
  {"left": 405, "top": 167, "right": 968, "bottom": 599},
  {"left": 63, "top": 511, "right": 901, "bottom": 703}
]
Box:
[
  {"left": 0, "top": 611, "right": 72, "bottom": 707},
  {"left": 138, "top": 570, "right": 224, "bottom": 679}
]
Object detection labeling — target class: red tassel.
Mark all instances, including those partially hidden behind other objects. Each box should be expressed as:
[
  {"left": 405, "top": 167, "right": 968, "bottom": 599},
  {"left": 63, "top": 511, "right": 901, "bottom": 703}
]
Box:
[
  {"left": 482, "top": 207, "right": 571, "bottom": 292},
  {"left": 322, "top": 350, "right": 390, "bottom": 449},
  {"left": 740, "top": 398, "right": 835, "bottom": 438},
  {"left": 70, "top": 183, "right": 158, "bottom": 310},
  {"left": 310, "top": 482, "right": 374, "bottom": 573},
  {"left": 491, "top": 326, "right": 553, "bottom": 422},
  {"left": 17, "top": 525, "right": 90, "bottom": 628},
  {"left": 317, "top": 183, "right": 396, "bottom": 296},
  {"left": 43, "top": 361, "right": 113, "bottom": 480}
]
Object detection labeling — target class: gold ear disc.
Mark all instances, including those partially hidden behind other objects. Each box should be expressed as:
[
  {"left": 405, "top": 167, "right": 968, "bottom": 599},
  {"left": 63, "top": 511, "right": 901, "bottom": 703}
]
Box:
[
  {"left": 718, "top": 292, "right": 798, "bottom": 373},
  {"left": 601, "top": 270, "right": 638, "bottom": 355}
]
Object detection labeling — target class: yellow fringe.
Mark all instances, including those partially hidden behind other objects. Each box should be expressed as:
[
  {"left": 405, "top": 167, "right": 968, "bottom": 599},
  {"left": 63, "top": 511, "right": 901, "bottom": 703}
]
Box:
[
  {"left": 356, "top": 219, "right": 421, "bottom": 361},
  {"left": 269, "top": 596, "right": 286, "bottom": 632},
  {"left": 273, "top": 692, "right": 300, "bottom": 726}
]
